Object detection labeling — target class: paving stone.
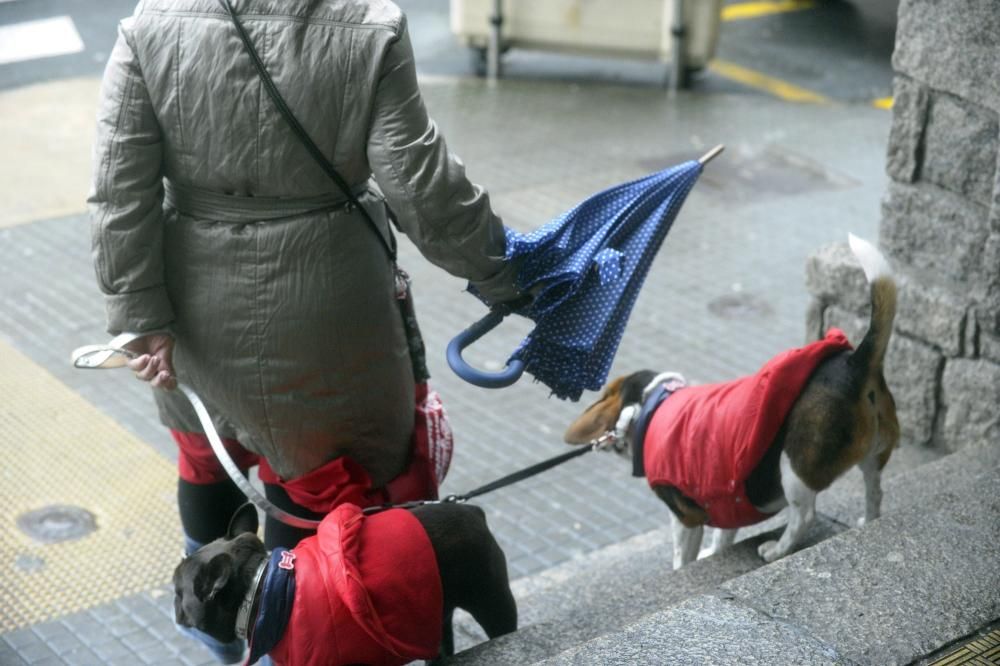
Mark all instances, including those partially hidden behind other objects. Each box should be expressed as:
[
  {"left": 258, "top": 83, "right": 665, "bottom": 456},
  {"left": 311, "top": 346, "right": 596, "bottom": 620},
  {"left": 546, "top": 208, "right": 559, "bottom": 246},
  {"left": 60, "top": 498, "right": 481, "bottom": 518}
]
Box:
[
  {"left": 0, "top": 642, "right": 28, "bottom": 666},
  {"left": 68, "top": 615, "right": 116, "bottom": 648},
  {"left": 90, "top": 639, "right": 133, "bottom": 662},
  {"left": 55, "top": 646, "right": 103, "bottom": 666},
  {"left": 2, "top": 629, "right": 37, "bottom": 651},
  {"left": 37, "top": 630, "right": 81, "bottom": 657},
  {"left": 176, "top": 643, "right": 218, "bottom": 665},
  {"left": 119, "top": 628, "right": 162, "bottom": 652},
  {"left": 15, "top": 640, "right": 56, "bottom": 663},
  {"left": 135, "top": 644, "right": 185, "bottom": 665},
  {"left": 29, "top": 622, "right": 69, "bottom": 642},
  {"left": 33, "top": 658, "right": 70, "bottom": 666}
]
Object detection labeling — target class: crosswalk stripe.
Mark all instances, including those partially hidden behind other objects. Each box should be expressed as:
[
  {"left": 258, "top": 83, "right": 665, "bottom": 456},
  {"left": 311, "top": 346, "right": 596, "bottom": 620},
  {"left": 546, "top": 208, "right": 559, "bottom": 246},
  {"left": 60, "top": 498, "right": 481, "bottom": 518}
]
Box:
[
  {"left": 708, "top": 59, "right": 831, "bottom": 104},
  {"left": 0, "top": 16, "right": 85, "bottom": 66},
  {"left": 722, "top": 0, "right": 816, "bottom": 21}
]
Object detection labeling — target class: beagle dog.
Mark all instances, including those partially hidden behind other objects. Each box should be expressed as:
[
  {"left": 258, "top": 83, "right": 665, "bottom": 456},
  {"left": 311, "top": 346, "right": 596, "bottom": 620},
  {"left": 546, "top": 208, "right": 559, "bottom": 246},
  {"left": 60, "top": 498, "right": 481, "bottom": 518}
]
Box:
[{"left": 565, "top": 235, "right": 899, "bottom": 569}]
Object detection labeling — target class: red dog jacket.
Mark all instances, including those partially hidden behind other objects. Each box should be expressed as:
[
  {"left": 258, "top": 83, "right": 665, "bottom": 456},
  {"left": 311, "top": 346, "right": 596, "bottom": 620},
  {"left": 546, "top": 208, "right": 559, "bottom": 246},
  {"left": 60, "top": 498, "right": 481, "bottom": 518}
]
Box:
[
  {"left": 643, "top": 329, "right": 852, "bottom": 529},
  {"left": 249, "top": 504, "right": 443, "bottom": 666}
]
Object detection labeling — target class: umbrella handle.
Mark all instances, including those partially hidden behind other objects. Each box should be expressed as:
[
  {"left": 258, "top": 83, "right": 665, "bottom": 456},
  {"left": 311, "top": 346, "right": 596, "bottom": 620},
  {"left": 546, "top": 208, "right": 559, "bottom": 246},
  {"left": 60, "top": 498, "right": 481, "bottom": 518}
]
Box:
[{"left": 447, "top": 307, "right": 526, "bottom": 388}]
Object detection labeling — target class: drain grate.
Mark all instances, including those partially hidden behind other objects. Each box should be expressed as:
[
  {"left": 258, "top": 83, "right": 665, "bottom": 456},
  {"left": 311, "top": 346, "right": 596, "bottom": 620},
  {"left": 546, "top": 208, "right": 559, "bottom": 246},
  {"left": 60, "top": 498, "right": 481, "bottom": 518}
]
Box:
[
  {"left": 929, "top": 627, "right": 1000, "bottom": 665},
  {"left": 16, "top": 504, "right": 97, "bottom": 544}
]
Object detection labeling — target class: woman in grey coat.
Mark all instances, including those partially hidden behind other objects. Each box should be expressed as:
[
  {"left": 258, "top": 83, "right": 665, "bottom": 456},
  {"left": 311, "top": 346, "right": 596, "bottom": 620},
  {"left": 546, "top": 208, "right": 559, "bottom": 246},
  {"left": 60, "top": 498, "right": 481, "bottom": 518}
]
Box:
[{"left": 90, "top": 0, "right": 517, "bottom": 645}]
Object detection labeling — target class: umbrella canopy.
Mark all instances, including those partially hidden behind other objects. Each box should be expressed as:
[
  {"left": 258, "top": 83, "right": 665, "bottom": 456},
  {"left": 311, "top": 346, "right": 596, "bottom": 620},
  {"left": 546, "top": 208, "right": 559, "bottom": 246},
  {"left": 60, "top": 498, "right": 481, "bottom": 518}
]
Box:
[{"left": 449, "top": 147, "right": 721, "bottom": 401}]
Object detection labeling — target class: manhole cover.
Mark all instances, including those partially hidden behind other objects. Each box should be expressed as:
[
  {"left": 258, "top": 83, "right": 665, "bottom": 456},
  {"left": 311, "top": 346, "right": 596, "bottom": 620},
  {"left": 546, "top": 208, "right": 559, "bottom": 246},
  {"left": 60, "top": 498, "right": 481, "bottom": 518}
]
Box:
[
  {"left": 17, "top": 505, "right": 97, "bottom": 544},
  {"left": 707, "top": 293, "right": 774, "bottom": 320}
]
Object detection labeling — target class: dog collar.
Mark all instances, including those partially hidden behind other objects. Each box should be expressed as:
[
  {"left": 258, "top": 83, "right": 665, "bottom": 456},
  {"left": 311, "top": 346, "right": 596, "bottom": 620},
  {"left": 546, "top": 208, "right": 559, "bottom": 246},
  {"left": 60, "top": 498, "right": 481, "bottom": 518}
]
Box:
[
  {"left": 235, "top": 558, "right": 268, "bottom": 641},
  {"left": 630, "top": 372, "right": 687, "bottom": 478},
  {"left": 245, "top": 550, "right": 298, "bottom": 665}
]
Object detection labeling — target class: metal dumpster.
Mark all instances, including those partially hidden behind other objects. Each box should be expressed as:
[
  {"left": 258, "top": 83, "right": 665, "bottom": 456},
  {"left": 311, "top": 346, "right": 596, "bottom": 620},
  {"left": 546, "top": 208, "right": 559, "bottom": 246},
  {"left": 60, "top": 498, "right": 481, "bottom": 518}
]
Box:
[{"left": 450, "top": 0, "right": 723, "bottom": 85}]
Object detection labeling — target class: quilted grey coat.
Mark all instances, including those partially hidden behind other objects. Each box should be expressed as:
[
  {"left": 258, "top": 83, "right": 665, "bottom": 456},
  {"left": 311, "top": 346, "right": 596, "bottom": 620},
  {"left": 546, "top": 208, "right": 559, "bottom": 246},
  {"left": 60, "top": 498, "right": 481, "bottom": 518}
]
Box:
[{"left": 88, "top": 0, "right": 517, "bottom": 483}]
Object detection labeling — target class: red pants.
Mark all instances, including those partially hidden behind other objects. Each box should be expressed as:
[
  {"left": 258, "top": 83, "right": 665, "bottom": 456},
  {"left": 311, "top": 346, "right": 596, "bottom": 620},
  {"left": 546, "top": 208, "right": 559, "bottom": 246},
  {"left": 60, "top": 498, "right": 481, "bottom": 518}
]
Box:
[
  {"left": 171, "top": 428, "right": 439, "bottom": 513},
  {"left": 172, "top": 383, "right": 452, "bottom": 515}
]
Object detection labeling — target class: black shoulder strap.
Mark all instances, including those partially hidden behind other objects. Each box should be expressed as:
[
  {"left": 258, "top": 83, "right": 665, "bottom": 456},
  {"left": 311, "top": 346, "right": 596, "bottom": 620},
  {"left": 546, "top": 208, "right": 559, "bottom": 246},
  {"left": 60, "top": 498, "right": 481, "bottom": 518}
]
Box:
[{"left": 219, "top": 0, "right": 397, "bottom": 263}]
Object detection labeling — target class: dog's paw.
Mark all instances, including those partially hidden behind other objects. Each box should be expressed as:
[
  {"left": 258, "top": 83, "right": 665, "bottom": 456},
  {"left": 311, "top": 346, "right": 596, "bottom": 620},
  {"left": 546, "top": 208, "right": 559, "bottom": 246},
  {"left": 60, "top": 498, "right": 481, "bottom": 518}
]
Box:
[
  {"left": 856, "top": 516, "right": 867, "bottom": 528},
  {"left": 757, "top": 540, "right": 784, "bottom": 563}
]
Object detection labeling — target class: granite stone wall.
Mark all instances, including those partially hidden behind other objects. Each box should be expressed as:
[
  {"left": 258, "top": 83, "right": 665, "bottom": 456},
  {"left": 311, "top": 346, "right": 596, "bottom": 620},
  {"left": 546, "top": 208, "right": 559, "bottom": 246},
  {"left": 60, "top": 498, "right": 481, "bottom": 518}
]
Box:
[{"left": 805, "top": 0, "right": 1000, "bottom": 452}]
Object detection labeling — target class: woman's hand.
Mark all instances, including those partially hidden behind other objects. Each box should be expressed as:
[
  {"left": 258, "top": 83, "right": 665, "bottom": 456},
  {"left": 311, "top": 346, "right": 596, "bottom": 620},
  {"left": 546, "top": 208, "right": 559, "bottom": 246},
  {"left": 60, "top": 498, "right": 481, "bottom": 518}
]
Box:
[{"left": 124, "top": 333, "right": 177, "bottom": 390}]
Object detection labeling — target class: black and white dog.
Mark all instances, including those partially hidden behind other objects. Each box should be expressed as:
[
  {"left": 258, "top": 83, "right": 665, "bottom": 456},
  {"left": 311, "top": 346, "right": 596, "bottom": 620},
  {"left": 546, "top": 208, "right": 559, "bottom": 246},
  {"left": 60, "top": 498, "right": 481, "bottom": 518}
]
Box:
[{"left": 174, "top": 502, "right": 516, "bottom": 665}]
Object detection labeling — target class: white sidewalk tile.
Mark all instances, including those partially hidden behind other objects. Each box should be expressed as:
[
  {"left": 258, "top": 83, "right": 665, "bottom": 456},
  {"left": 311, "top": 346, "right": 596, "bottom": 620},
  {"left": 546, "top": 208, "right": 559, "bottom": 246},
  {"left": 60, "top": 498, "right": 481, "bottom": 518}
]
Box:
[{"left": 0, "top": 16, "right": 85, "bottom": 66}]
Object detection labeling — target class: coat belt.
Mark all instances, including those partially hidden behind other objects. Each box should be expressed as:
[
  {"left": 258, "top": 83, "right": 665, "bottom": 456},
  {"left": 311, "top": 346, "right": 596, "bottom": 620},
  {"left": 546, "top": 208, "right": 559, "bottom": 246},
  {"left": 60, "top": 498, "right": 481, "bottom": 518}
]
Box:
[{"left": 164, "top": 179, "right": 369, "bottom": 222}]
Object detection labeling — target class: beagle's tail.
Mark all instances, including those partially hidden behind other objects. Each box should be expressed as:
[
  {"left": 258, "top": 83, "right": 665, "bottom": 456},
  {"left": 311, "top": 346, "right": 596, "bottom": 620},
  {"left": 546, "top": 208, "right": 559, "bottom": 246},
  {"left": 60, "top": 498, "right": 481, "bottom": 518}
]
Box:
[{"left": 847, "top": 233, "right": 897, "bottom": 374}]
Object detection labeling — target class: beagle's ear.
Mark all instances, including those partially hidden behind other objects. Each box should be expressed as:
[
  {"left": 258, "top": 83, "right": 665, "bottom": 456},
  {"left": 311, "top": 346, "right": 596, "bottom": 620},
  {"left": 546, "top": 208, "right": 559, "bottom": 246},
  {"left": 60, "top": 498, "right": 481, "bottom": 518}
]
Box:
[
  {"left": 564, "top": 377, "right": 626, "bottom": 444},
  {"left": 226, "top": 503, "right": 259, "bottom": 540}
]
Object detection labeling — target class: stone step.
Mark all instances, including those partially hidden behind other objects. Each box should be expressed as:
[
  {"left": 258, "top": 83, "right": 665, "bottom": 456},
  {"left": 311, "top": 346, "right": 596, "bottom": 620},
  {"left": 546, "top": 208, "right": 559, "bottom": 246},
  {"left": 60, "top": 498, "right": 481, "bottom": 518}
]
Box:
[
  {"left": 539, "top": 439, "right": 1000, "bottom": 665},
  {"left": 451, "top": 518, "right": 843, "bottom": 665},
  {"left": 446, "top": 442, "right": 952, "bottom": 664}
]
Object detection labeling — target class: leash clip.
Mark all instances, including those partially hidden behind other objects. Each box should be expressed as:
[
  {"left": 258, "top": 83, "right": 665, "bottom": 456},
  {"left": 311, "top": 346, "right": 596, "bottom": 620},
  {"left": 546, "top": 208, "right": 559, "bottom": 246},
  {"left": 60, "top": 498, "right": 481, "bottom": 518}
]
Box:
[
  {"left": 590, "top": 403, "right": 640, "bottom": 454},
  {"left": 591, "top": 430, "right": 629, "bottom": 454}
]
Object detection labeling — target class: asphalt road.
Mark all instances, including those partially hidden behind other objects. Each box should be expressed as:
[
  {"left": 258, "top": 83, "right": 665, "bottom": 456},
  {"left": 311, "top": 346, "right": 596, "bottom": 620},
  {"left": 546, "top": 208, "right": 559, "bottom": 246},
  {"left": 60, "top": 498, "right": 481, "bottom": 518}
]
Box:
[{"left": 1, "top": 0, "right": 897, "bottom": 101}]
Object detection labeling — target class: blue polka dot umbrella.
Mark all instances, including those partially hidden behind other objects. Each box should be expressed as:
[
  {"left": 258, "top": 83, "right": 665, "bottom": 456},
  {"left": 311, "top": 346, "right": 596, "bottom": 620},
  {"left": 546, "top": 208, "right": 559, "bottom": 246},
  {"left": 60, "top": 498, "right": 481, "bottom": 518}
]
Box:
[{"left": 447, "top": 146, "right": 723, "bottom": 401}]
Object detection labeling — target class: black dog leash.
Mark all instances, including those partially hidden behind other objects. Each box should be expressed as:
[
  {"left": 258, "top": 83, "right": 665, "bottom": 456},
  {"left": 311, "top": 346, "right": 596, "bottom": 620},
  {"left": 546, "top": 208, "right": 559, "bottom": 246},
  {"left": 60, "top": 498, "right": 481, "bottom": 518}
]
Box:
[{"left": 362, "top": 437, "right": 612, "bottom": 515}]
